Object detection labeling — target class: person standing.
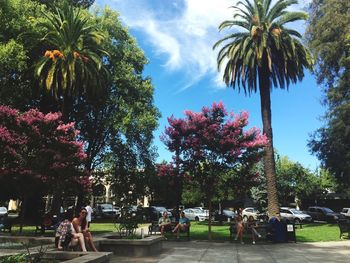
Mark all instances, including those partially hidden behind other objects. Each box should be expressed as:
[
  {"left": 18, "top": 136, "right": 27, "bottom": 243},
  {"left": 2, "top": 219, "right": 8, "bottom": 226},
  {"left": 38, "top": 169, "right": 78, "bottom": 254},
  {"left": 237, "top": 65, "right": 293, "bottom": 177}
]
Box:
[{"left": 85, "top": 205, "right": 93, "bottom": 228}]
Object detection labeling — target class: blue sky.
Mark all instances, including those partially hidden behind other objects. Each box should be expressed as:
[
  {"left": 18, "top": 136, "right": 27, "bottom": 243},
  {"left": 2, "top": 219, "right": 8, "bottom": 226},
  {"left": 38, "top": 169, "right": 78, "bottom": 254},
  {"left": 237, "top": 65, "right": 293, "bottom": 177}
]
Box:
[{"left": 96, "top": 0, "right": 324, "bottom": 171}]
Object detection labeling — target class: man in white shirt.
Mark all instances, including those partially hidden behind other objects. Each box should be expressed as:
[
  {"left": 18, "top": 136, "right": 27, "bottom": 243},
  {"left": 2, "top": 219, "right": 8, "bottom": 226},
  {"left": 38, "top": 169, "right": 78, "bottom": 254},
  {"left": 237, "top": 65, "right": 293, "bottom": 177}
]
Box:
[{"left": 85, "top": 205, "right": 93, "bottom": 228}]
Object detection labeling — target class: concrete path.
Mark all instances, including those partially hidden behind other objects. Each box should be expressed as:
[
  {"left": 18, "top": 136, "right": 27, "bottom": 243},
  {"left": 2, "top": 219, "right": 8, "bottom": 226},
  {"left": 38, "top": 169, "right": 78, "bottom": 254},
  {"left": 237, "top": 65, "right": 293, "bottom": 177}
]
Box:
[{"left": 110, "top": 240, "right": 350, "bottom": 263}]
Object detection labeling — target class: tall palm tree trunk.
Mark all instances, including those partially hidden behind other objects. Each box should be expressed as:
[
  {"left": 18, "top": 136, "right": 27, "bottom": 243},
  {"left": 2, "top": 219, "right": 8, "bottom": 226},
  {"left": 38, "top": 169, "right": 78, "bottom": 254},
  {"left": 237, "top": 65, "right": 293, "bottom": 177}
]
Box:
[{"left": 258, "top": 66, "right": 279, "bottom": 217}]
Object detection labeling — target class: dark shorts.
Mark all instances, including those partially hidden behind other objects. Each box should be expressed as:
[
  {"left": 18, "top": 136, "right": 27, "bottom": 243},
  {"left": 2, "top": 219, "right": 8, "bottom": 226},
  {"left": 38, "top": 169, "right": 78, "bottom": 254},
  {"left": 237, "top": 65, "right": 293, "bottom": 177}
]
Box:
[{"left": 160, "top": 224, "right": 172, "bottom": 232}]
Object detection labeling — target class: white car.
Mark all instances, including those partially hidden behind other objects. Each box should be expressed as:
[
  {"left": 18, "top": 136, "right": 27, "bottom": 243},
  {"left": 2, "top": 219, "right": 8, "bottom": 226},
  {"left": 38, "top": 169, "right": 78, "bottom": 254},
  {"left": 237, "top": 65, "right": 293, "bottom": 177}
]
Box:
[
  {"left": 0, "top": 207, "right": 7, "bottom": 218},
  {"left": 193, "top": 207, "right": 209, "bottom": 215},
  {"left": 280, "top": 207, "right": 312, "bottom": 223},
  {"left": 183, "top": 208, "right": 209, "bottom": 221},
  {"left": 341, "top": 208, "right": 350, "bottom": 218},
  {"left": 242, "top": 207, "right": 262, "bottom": 221}
]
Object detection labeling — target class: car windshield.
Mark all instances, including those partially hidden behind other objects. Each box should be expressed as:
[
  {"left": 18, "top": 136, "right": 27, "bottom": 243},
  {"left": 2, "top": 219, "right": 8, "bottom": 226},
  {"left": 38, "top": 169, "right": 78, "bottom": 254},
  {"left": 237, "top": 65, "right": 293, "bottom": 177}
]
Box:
[
  {"left": 323, "top": 208, "right": 334, "bottom": 213},
  {"left": 155, "top": 207, "right": 167, "bottom": 212},
  {"left": 101, "top": 204, "right": 113, "bottom": 209},
  {"left": 0, "top": 207, "right": 6, "bottom": 212},
  {"left": 290, "top": 209, "right": 303, "bottom": 214},
  {"left": 224, "top": 210, "right": 235, "bottom": 215},
  {"left": 192, "top": 209, "right": 203, "bottom": 213}
]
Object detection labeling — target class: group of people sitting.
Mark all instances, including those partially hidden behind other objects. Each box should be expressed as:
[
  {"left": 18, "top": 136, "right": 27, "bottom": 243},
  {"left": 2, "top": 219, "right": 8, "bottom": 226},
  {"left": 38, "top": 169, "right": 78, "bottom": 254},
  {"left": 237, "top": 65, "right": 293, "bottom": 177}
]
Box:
[
  {"left": 234, "top": 215, "right": 262, "bottom": 245},
  {"left": 158, "top": 210, "right": 190, "bottom": 239},
  {"left": 55, "top": 207, "right": 98, "bottom": 252}
]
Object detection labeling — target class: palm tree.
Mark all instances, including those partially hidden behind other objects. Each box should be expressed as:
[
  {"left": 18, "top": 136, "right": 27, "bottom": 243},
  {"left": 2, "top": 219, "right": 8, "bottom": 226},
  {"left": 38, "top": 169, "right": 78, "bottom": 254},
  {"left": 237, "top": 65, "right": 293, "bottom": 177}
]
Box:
[
  {"left": 35, "top": 1, "right": 108, "bottom": 119},
  {"left": 214, "top": 0, "right": 313, "bottom": 216}
]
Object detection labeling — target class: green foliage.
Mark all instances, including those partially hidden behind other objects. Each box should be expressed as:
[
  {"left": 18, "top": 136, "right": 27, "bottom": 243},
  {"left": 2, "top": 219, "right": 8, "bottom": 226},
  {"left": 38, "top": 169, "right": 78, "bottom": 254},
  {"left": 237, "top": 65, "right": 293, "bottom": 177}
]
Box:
[
  {"left": 0, "top": 254, "right": 27, "bottom": 263},
  {"left": 0, "top": 0, "right": 159, "bottom": 200},
  {"left": 250, "top": 153, "right": 336, "bottom": 208},
  {"left": 306, "top": 0, "right": 350, "bottom": 88},
  {"left": 0, "top": 0, "right": 45, "bottom": 109},
  {"left": 307, "top": 0, "right": 350, "bottom": 189},
  {"left": 275, "top": 155, "right": 321, "bottom": 204}
]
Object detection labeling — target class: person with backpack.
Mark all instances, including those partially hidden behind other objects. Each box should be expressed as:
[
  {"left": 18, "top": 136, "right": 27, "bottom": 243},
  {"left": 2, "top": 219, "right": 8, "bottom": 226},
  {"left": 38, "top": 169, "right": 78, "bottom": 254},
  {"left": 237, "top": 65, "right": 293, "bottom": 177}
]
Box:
[{"left": 56, "top": 209, "right": 87, "bottom": 251}]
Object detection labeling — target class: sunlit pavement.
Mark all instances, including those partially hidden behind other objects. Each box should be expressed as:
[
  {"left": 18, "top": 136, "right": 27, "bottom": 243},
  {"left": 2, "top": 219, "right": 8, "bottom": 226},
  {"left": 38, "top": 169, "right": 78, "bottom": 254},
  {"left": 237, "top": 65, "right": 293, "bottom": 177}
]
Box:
[{"left": 110, "top": 240, "right": 350, "bottom": 263}]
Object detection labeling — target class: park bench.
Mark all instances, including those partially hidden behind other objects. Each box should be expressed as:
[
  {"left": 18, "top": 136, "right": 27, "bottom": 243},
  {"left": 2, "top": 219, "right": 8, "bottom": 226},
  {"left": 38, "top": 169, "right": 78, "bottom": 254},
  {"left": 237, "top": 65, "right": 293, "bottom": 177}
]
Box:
[
  {"left": 229, "top": 223, "right": 267, "bottom": 242},
  {"left": 0, "top": 216, "right": 13, "bottom": 233},
  {"left": 338, "top": 220, "right": 350, "bottom": 239},
  {"left": 35, "top": 213, "right": 60, "bottom": 235},
  {"left": 148, "top": 221, "right": 190, "bottom": 240}
]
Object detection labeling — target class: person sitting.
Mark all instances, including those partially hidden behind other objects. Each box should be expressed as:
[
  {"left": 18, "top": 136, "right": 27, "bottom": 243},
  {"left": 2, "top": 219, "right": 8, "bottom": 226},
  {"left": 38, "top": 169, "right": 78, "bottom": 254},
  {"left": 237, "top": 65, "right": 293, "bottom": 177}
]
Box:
[
  {"left": 247, "top": 215, "right": 262, "bottom": 244},
  {"left": 267, "top": 214, "right": 287, "bottom": 243},
  {"left": 172, "top": 211, "right": 190, "bottom": 239},
  {"left": 55, "top": 209, "right": 86, "bottom": 251},
  {"left": 72, "top": 207, "right": 98, "bottom": 252},
  {"left": 158, "top": 211, "right": 172, "bottom": 239},
  {"left": 234, "top": 214, "right": 244, "bottom": 244}
]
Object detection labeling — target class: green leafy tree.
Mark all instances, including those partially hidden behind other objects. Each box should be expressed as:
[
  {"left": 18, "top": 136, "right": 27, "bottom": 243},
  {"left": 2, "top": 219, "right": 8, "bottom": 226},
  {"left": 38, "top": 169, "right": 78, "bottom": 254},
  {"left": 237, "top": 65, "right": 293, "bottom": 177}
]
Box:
[
  {"left": 307, "top": 0, "right": 350, "bottom": 189},
  {"left": 0, "top": 0, "right": 45, "bottom": 110},
  {"left": 214, "top": 0, "right": 313, "bottom": 216}
]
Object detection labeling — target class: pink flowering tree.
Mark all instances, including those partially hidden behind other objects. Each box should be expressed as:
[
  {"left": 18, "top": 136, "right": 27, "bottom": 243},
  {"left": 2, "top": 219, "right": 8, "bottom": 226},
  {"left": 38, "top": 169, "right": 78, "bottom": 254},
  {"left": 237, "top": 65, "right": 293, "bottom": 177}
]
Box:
[
  {"left": 0, "top": 105, "right": 90, "bottom": 225},
  {"left": 161, "top": 102, "right": 267, "bottom": 239},
  {"left": 154, "top": 162, "right": 184, "bottom": 209}
]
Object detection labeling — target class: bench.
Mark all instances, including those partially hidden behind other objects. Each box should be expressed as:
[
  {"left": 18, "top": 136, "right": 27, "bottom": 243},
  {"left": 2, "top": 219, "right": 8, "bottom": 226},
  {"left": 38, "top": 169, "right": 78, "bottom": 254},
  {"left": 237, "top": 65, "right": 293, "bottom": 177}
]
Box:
[
  {"left": 35, "top": 214, "right": 60, "bottom": 235},
  {"left": 229, "top": 223, "right": 267, "bottom": 242},
  {"left": 148, "top": 221, "right": 190, "bottom": 240},
  {"left": 338, "top": 220, "right": 350, "bottom": 239},
  {"left": 0, "top": 216, "right": 13, "bottom": 233}
]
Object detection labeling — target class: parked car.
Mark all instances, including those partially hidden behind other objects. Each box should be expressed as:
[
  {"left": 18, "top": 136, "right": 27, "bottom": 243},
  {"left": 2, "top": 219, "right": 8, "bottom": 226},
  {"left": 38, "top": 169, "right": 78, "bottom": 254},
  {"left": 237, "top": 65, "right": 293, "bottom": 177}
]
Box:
[
  {"left": 306, "top": 206, "right": 341, "bottom": 223},
  {"left": 183, "top": 208, "right": 209, "bottom": 221},
  {"left": 0, "top": 207, "right": 7, "bottom": 218},
  {"left": 242, "top": 207, "right": 264, "bottom": 221},
  {"left": 214, "top": 209, "right": 237, "bottom": 221},
  {"left": 280, "top": 207, "right": 312, "bottom": 224},
  {"left": 341, "top": 208, "right": 350, "bottom": 218},
  {"left": 193, "top": 207, "right": 209, "bottom": 215},
  {"left": 147, "top": 206, "right": 173, "bottom": 221},
  {"left": 94, "top": 203, "right": 120, "bottom": 219}
]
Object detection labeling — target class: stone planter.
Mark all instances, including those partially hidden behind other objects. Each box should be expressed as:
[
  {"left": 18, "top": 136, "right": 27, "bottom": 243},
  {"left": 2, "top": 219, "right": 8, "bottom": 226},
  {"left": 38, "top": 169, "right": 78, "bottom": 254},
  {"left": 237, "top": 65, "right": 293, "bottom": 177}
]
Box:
[{"left": 97, "top": 234, "right": 163, "bottom": 257}]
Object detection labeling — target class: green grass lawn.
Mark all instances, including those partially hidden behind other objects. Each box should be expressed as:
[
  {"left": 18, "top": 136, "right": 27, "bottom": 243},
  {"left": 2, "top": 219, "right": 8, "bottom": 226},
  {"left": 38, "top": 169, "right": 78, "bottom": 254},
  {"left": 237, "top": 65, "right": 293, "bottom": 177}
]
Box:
[
  {"left": 6, "top": 221, "right": 345, "bottom": 243},
  {"left": 167, "top": 221, "right": 344, "bottom": 242}
]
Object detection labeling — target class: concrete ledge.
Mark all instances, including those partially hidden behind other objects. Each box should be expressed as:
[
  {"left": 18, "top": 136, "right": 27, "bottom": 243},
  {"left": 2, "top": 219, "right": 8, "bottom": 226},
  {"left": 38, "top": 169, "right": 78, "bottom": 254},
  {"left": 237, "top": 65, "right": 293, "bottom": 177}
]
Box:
[
  {"left": 97, "top": 234, "right": 163, "bottom": 257},
  {"left": 44, "top": 251, "right": 113, "bottom": 263}
]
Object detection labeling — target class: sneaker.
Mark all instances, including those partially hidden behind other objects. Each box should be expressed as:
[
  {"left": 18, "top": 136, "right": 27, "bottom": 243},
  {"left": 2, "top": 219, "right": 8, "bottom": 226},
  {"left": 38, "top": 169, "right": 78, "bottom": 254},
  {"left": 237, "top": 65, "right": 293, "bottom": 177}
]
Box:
[
  {"left": 252, "top": 241, "right": 255, "bottom": 245},
  {"left": 240, "top": 241, "right": 244, "bottom": 245},
  {"left": 258, "top": 234, "right": 262, "bottom": 238},
  {"left": 234, "top": 235, "right": 238, "bottom": 241},
  {"left": 163, "top": 236, "right": 167, "bottom": 240}
]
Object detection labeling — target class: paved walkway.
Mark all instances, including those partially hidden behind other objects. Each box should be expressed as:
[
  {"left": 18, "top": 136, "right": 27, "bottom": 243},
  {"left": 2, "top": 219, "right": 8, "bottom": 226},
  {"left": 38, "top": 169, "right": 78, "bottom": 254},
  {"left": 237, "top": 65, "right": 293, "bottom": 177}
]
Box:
[{"left": 110, "top": 240, "right": 350, "bottom": 263}]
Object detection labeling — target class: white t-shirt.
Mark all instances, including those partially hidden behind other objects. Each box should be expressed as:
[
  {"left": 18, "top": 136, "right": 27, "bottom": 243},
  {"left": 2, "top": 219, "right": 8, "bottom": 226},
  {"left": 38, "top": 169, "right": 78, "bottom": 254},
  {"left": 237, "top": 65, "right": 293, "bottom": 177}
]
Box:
[{"left": 85, "top": 205, "right": 93, "bottom": 222}]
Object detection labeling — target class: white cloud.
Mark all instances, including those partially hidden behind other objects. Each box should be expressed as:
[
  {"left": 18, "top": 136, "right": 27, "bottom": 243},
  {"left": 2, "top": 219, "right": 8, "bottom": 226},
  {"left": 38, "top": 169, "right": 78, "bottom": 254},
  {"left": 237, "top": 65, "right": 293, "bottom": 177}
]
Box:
[{"left": 104, "top": 0, "right": 309, "bottom": 91}]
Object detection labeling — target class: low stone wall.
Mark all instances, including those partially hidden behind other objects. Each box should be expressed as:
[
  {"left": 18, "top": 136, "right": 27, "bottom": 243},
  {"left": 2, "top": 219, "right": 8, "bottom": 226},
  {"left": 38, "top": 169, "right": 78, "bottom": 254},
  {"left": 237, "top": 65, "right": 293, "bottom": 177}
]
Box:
[
  {"left": 97, "top": 234, "right": 163, "bottom": 257},
  {"left": 0, "top": 236, "right": 112, "bottom": 263}
]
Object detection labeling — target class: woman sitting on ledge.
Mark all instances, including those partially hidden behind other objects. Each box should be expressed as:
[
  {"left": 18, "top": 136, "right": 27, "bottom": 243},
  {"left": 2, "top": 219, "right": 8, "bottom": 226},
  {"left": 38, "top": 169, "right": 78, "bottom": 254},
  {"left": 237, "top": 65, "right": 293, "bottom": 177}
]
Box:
[
  {"left": 72, "top": 207, "right": 98, "bottom": 252},
  {"left": 56, "top": 209, "right": 86, "bottom": 251}
]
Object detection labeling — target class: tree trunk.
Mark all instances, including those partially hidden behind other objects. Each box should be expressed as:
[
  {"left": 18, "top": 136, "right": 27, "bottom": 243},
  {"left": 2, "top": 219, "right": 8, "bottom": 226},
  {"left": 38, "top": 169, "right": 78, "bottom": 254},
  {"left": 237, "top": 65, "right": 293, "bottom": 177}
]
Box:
[
  {"left": 258, "top": 66, "right": 280, "bottom": 217},
  {"left": 208, "top": 199, "right": 212, "bottom": 241},
  {"left": 19, "top": 197, "right": 27, "bottom": 233}
]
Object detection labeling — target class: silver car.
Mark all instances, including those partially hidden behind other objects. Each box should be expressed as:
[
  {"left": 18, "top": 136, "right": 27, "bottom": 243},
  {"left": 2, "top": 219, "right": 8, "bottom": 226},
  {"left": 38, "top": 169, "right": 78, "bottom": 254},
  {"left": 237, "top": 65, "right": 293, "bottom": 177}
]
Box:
[
  {"left": 183, "top": 208, "right": 209, "bottom": 221},
  {"left": 0, "top": 207, "right": 7, "bottom": 218},
  {"left": 280, "top": 207, "right": 312, "bottom": 223}
]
